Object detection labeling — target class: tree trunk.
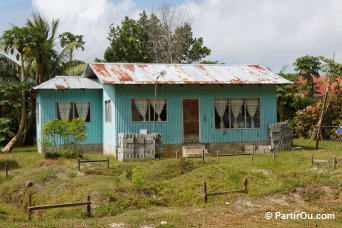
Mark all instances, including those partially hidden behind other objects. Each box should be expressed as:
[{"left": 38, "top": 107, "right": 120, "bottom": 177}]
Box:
[{"left": 1, "top": 55, "right": 27, "bottom": 152}]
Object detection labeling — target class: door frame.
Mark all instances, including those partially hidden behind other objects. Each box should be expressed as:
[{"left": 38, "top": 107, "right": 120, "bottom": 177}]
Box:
[{"left": 182, "top": 98, "right": 201, "bottom": 143}]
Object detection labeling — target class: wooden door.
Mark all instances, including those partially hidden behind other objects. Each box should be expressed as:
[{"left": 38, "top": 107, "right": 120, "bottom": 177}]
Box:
[{"left": 183, "top": 99, "right": 200, "bottom": 143}]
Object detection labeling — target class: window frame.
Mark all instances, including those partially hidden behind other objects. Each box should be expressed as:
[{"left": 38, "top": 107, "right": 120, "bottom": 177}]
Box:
[
  {"left": 104, "top": 100, "right": 112, "bottom": 123},
  {"left": 56, "top": 101, "right": 91, "bottom": 123},
  {"left": 131, "top": 98, "right": 168, "bottom": 122},
  {"left": 36, "top": 103, "right": 40, "bottom": 125},
  {"left": 213, "top": 98, "right": 261, "bottom": 130}
]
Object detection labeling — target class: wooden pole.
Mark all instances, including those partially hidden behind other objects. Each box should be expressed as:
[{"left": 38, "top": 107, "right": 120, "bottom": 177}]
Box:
[
  {"left": 273, "top": 150, "right": 275, "bottom": 162},
  {"left": 5, "top": 163, "right": 8, "bottom": 178},
  {"left": 202, "top": 149, "right": 205, "bottom": 164},
  {"left": 203, "top": 182, "right": 207, "bottom": 203},
  {"left": 311, "top": 155, "right": 314, "bottom": 165},
  {"left": 107, "top": 157, "right": 110, "bottom": 169},
  {"left": 78, "top": 158, "right": 81, "bottom": 172},
  {"left": 251, "top": 148, "right": 255, "bottom": 162},
  {"left": 217, "top": 150, "right": 219, "bottom": 162},
  {"left": 333, "top": 157, "right": 336, "bottom": 169},
  {"left": 244, "top": 177, "right": 248, "bottom": 193},
  {"left": 28, "top": 194, "right": 32, "bottom": 220},
  {"left": 87, "top": 195, "right": 91, "bottom": 217}
]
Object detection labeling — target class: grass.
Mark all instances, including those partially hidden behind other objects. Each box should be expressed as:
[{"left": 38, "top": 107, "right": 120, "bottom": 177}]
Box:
[{"left": 0, "top": 139, "right": 341, "bottom": 227}]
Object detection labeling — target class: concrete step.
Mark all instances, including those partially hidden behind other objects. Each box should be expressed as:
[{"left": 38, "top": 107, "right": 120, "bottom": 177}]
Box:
[{"left": 182, "top": 145, "right": 209, "bottom": 158}]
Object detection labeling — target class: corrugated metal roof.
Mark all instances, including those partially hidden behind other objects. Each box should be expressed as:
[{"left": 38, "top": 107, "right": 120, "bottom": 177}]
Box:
[
  {"left": 33, "top": 76, "right": 102, "bottom": 90},
  {"left": 85, "top": 63, "right": 292, "bottom": 85}
]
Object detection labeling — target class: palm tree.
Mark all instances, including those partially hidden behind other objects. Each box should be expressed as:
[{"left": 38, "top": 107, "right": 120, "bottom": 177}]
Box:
[{"left": 26, "top": 13, "right": 59, "bottom": 84}]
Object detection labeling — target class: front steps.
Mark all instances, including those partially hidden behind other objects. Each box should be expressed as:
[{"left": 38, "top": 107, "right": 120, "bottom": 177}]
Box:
[{"left": 182, "top": 144, "right": 209, "bottom": 158}]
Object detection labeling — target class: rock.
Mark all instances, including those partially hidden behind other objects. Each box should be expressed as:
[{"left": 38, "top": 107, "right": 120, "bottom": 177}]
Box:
[
  {"left": 160, "top": 221, "right": 168, "bottom": 225},
  {"left": 25, "top": 181, "right": 33, "bottom": 187},
  {"left": 109, "top": 222, "right": 125, "bottom": 228}
]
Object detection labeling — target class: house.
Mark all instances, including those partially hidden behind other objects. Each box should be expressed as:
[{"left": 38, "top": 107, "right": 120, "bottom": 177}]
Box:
[{"left": 34, "top": 63, "right": 291, "bottom": 157}]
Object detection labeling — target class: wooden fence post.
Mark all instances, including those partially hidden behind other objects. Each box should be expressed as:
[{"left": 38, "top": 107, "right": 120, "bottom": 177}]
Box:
[
  {"left": 333, "top": 157, "right": 336, "bottom": 169},
  {"left": 203, "top": 182, "right": 207, "bottom": 203},
  {"left": 202, "top": 149, "right": 205, "bottom": 164},
  {"left": 107, "top": 157, "right": 110, "bottom": 169},
  {"left": 28, "top": 194, "right": 32, "bottom": 220},
  {"left": 5, "top": 163, "right": 8, "bottom": 178},
  {"left": 251, "top": 148, "right": 255, "bottom": 162},
  {"left": 217, "top": 150, "right": 219, "bottom": 162},
  {"left": 78, "top": 158, "right": 81, "bottom": 172},
  {"left": 244, "top": 177, "right": 248, "bottom": 193},
  {"left": 87, "top": 195, "right": 91, "bottom": 217},
  {"left": 311, "top": 155, "right": 314, "bottom": 165},
  {"left": 273, "top": 150, "right": 275, "bottom": 162}
]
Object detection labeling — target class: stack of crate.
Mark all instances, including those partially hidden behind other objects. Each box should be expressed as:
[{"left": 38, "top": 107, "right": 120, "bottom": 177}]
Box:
[
  {"left": 268, "top": 122, "right": 293, "bottom": 151},
  {"left": 117, "top": 131, "right": 163, "bottom": 161}
]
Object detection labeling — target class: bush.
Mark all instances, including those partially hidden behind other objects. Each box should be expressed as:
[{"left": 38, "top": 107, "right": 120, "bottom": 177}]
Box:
[
  {"left": 41, "top": 118, "right": 87, "bottom": 158},
  {"left": 293, "top": 87, "right": 342, "bottom": 139}
]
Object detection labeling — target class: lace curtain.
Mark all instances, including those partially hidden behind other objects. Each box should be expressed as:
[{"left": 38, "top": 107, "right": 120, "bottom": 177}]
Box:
[
  {"left": 75, "top": 102, "right": 90, "bottom": 120},
  {"left": 58, "top": 102, "right": 72, "bottom": 120},
  {"left": 215, "top": 99, "right": 228, "bottom": 129},
  {"left": 152, "top": 99, "right": 166, "bottom": 121},
  {"left": 135, "top": 99, "right": 149, "bottom": 121},
  {"left": 245, "top": 98, "right": 259, "bottom": 128},
  {"left": 230, "top": 98, "right": 243, "bottom": 128}
]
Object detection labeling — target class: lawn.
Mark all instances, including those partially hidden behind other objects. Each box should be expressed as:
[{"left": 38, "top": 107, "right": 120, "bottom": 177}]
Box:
[{"left": 0, "top": 139, "right": 341, "bottom": 227}]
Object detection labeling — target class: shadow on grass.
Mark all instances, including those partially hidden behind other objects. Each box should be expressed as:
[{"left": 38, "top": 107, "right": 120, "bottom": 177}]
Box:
[{"left": 0, "top": 160, "right": 20, "bottom": 169}]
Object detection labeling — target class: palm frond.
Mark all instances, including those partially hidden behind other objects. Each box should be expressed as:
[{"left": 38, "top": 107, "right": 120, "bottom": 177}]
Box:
[{"left": 62, "top": 63, "right": 87, "bottom": 76}]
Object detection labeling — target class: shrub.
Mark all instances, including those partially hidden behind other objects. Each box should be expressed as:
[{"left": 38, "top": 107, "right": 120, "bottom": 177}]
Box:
[
  {"left": 41, "top": 118, "right": 87, "bottom": 158},
  {"left": 293, "top": 87, "right": 342, "bottom": 139}
]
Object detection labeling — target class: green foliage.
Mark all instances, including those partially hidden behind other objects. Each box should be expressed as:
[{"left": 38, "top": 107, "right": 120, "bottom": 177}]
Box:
[
  {"left": 293, "top": 88, "right": 342, "bottom": 139},
  {"left": 294, "top": 55, "right": 321, "bottom": 97},
  {"left": 104, "top": 14, "right": 150, "bottom": 63},
  {"left": 59, "top": 32, "right": 85, "bottom": 62},
  {"left": 276, "top": 73, "right": 318, "bottom": 121},
  {"left": 0, "top": 118, "right": 12, "bottom": 143},
  {"left": 41, "top": 118, "right": 87, "bottom": 158},
  {"left": 0, "top": 54, "right": 20, "bottom": 81},
  {"left": 104, "top": 10, "right": 211, "bottom": 63}
]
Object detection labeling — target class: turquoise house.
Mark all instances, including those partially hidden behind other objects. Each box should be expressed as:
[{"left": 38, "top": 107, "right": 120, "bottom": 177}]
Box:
[{"left": 34, "top": 63, "right": 291, "bottom": 156}]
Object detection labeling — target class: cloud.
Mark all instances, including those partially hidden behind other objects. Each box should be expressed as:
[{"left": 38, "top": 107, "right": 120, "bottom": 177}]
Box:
[
  {"left": 31, "top": 0, "right": 139, "bottom": 62},
  {"left": 181, "top": 0, "right": 342, "bottom": 72},
  {"left": 31, "top": 0, "right": 342, "bottom": 72}
]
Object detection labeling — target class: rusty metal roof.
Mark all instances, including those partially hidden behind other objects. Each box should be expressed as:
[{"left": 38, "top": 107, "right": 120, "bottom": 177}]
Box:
[
  {"left": 84, "top": 63, "right": 292, "bottom": 85},
  {"left": 33, "top": 76, "right": 102, "bottom": 90}
]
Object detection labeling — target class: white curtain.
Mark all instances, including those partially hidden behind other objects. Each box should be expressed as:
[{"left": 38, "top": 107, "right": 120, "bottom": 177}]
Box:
[
  {"left": 58, "top": 102, "right": 72, "bottom": 120},
  {"left": 230, "top": 98, "right": 243, "bottom": 128},
  {"left": 215, "top": 99, "right": 228, "bottom": 128},
  {"left": 246, "top": 98, "right": 259, "bottom": 128},
  {"left": 135, "top": 99, "right": 149, "bottom": 121},
  {"left": 75, "top": 102, "right": 90, "bottom": 120},
  {"left": 151, "top": 99, "right": 166, "bottom": 121}
]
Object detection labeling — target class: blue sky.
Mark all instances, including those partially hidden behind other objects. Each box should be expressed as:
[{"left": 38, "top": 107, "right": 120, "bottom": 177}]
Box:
[{"left": 1, "top": 0, "right": 342, "bottom": 73}]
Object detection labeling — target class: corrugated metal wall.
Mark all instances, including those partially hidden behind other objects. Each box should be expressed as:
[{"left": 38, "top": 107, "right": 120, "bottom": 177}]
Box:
[
  {"left": 113, "top": 84, "right": 277, "bottom": 145},
  {"left": 36, "top": 89, "right": 103, "bottom": 145}
]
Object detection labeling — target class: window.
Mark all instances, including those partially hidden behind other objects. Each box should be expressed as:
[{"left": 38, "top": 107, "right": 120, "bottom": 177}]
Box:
[
  {"left": 132, "top": 99, "right": 167, "bottom": 122},
  {"left": 105, "top": 100, "right": 112, "bottom": 122},
  {"left": 214, "top": 98, "right": 260, "bottom": 129},
  {"left": 56, "top": 102, "right": 90, "bottom": 122},
  {"left": 36, "top": 103, "right": 39, "bottom": 125}
]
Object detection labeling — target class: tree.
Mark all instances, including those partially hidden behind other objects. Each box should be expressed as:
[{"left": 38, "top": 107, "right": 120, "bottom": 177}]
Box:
[
  {"left": 104, "top": 9, "right": 211, "bottom": 63},
  {"left": 0, "top": 26, "right": 33, "bottom": 152},
  {"left": 26, "top": 13, "right": 59, "bottom": 84},
  {"left": 59, "top": 32, "right": 85, "bottom": 62},
  {"left": 0, "top": 53, "right": 20, "bottom": 81},
  {"left": 293, "top": 55, "right": 321, "bottom": 97}
]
